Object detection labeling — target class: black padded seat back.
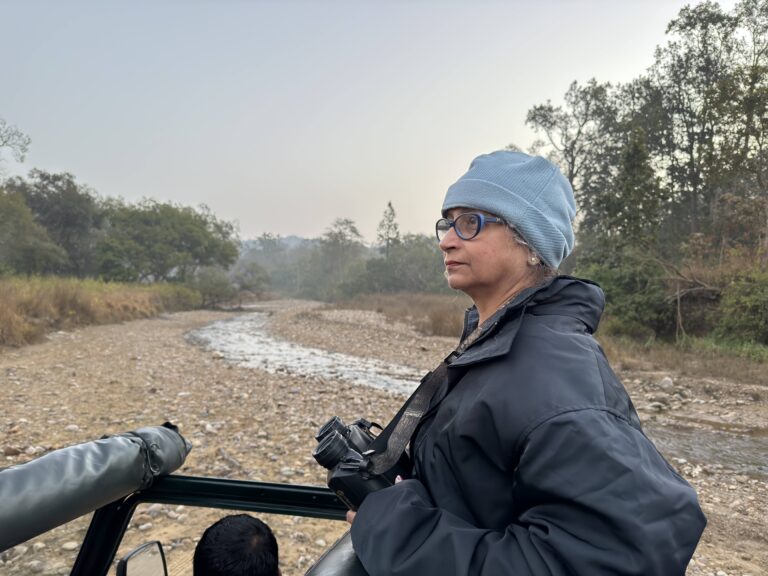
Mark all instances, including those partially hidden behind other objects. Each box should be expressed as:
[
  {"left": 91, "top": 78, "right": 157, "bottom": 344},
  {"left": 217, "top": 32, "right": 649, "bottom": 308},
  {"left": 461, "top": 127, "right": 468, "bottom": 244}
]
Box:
[{"left": 304, "top": 531, "right": 369, "bottom": 576}]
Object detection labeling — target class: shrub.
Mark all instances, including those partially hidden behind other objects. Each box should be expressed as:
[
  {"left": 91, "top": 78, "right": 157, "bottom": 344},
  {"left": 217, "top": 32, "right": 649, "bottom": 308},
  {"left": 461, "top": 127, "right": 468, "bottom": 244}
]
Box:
[
  {"left": 716, "top": 272, "right": 768, "bottom": 344},
  {"left": 577, "top": 251, "right": 675, "bottom": 339},
  {"left": 191, "top": 266, "right": 237, "bottom": 308}
]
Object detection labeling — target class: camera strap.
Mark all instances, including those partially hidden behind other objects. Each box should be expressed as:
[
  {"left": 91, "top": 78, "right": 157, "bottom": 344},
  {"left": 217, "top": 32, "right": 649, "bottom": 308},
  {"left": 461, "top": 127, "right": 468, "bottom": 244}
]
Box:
[{"left": 364, "top": 359, "right": 451, "bottom": 475}]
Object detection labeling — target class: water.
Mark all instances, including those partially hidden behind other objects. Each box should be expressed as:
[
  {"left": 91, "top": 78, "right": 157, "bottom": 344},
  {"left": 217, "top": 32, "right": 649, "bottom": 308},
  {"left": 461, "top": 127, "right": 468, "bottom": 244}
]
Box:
[
  {"left": 189, "top": 312, "right": 422, "bottom": 395},
  {"left": 645, "top": 422, "right": 768, "bottom": 477},
  {"left": 191, "top": 312, "right": 767, "bottom": 477}
]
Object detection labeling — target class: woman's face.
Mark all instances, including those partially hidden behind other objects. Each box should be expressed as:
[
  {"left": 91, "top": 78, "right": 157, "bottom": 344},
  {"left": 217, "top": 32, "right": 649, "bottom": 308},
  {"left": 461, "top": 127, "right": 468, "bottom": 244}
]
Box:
[{"left": 439, "top": 207, "right": 532, "bottom": 303}]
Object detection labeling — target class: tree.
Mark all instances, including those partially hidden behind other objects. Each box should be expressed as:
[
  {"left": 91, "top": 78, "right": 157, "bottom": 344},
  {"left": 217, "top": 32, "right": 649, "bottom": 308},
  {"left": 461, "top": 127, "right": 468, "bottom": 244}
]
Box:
[
  {"left": 349, "top": 233, "right": 449, "bottom": 295},
  {"left": 4, "top": 170, "right": 104, "bottom": 276},
  {"left": 525, "top": 1, "right": 768, "bottom": 340},
  {"left": 526, "top": 79, "right": 615, "bottom": 194},
  {"left": 193, "top": 266, "right": 237, "bottom": 308},
  {"left": 230, "top": 260, "right": 270, "bottom": 298},
  {"left": 649, "top": 1, "right": 738, "bottom": 237},
  {"left": 0, "top": 117, "right": 31, "bottom": 174},
  {"left": 96, "top": 200, "right": 238, "bottom": 282},
  {"left": 0, "top": 190, "right": 66, "bottom": 275},
  {"left": 376, "top": 202, "right": 401, "bottom": 259},
  {"left": 582, "top": 126, "right": 663, "bottom": 248}
]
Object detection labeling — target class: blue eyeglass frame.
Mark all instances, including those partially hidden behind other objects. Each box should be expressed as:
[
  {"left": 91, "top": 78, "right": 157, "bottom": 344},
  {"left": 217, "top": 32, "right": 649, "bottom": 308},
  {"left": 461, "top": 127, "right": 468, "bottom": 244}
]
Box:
[{"left": 435, "top": 212, "right": 505, "bottom": 241}]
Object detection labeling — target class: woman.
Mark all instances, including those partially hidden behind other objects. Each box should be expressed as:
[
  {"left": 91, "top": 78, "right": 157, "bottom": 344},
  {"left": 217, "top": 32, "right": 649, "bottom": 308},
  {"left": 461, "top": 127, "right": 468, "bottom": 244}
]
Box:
[{"left": 348, "top": 151, "right": 706, "bottom": 575}]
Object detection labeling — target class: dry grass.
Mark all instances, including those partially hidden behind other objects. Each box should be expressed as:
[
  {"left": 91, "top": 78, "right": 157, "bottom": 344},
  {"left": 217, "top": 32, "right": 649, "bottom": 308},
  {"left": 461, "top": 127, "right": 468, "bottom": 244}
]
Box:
[
  {"left": 335, "top": 292, "right": 472, "bottom": 338},
  {"left": 598, "top": 331, "right": 768, "bottom": 387},
  {"left": 0, "top": 277, "right": 201, "bottom": 347},
  {"left": 339, "top": 291, "right": 768, "bottom": 387}
]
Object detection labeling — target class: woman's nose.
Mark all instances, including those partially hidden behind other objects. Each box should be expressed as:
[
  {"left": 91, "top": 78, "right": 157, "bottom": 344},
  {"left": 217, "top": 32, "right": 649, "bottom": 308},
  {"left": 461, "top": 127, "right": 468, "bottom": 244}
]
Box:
[{"left": 439, "top": 226, "right": 460, "bottom": 251}]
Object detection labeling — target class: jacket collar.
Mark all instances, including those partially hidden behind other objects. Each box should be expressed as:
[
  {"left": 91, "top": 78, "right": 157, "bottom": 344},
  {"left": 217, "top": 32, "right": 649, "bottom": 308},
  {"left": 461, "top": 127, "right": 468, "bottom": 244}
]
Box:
[{"left": 447, "top": 276, "right": 604, "bottom": 369}]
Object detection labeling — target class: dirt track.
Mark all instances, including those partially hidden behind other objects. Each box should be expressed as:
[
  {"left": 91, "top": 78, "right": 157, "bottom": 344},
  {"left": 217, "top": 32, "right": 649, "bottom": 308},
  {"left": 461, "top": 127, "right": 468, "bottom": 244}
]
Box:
[{"left": 1, "top": 303, "right": 766, "bottom": 576}]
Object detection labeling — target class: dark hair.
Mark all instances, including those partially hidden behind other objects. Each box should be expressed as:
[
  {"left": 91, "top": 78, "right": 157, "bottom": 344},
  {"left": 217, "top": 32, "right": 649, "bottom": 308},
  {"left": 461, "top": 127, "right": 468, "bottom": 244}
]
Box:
[{"left": 193, "top": 514, "right": 279, "bottom": 576}]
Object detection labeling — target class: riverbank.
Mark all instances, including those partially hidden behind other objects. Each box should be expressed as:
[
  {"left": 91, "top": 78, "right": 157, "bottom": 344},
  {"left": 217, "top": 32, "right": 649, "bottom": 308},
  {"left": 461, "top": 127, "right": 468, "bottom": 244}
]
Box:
[
  {"left": 0, "top": 276, "right": 200, "bottom": 347},
  {"left": 1, "top": 303, "right": 766, "bottom": 575}
]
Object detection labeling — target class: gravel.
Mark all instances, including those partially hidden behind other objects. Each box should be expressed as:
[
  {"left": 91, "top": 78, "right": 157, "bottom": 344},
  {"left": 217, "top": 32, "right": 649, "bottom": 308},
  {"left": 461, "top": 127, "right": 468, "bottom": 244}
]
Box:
[{"left": 2, "top": 303, "right": 766, "bottom": 576}]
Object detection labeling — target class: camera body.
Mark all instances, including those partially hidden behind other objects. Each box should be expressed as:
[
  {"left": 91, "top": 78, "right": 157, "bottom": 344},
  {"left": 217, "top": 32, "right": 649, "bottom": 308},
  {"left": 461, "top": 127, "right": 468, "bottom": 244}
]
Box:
[{"left": 312, "top": 416, "right": 410, "bottom": 510}]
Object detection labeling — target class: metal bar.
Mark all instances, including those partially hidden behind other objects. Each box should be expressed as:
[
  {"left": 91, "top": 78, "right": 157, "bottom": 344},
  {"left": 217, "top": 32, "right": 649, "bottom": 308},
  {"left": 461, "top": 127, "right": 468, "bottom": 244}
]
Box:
[
  {"left": 71, "top": 476, "right": 347, "bottom": 576},
  {"left": 139, "top": 475, "right": 348, "bottom": 520}
]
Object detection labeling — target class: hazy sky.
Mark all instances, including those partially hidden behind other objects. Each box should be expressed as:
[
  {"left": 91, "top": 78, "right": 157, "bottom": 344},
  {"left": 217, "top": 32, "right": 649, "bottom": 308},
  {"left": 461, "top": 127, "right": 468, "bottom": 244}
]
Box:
[{"left": 1, "top": 0, "right": 737, "bottom": 242}]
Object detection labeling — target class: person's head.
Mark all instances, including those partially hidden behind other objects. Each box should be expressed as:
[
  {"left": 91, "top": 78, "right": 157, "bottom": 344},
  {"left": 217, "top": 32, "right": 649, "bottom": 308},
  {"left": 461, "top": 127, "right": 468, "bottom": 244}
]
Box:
[
  {"left": 193, "top": 514, "right": 280, "bottom": 576},
  {"left": 437, "top": 151, "right": 575, "bottom": 311}
]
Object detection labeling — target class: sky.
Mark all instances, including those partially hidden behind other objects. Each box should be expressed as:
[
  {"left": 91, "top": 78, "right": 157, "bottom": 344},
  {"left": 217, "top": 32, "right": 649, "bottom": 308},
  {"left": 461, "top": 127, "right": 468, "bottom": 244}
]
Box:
[{"left": 0, "top": 0, "right": 738, "bottom": 243}]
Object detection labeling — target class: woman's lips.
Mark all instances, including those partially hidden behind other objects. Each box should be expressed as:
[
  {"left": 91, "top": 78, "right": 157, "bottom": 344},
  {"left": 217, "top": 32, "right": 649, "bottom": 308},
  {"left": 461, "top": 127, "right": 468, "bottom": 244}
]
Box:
[{"left": 444, "top": 261, "right": 464, "bottom": 269}]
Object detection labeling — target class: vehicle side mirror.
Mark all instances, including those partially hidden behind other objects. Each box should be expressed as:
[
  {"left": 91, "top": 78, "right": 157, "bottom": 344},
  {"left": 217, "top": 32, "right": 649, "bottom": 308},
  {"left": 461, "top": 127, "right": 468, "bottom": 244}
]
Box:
[{"left": 116, "top": 541, "right": 168, "bottom": 576}]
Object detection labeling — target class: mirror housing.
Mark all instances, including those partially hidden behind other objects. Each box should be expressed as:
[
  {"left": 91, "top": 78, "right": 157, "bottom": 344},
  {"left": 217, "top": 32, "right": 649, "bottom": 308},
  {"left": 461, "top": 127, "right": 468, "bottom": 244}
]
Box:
[{"left": 116, "top": 541, "right": 168, "bottom": 576}]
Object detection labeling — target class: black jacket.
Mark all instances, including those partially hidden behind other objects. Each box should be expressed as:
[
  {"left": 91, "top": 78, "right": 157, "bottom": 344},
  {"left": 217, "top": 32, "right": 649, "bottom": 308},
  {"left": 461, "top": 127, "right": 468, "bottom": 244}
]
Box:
[{"left": 351, "top": 277, "right": 706, "bottom": 575}]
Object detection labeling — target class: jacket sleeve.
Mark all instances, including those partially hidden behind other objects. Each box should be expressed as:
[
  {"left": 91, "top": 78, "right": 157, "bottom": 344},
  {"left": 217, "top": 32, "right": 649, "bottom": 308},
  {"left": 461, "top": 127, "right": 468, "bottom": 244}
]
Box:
[{"left": 350, "top": 409, "right": 706, "bottom": 576}]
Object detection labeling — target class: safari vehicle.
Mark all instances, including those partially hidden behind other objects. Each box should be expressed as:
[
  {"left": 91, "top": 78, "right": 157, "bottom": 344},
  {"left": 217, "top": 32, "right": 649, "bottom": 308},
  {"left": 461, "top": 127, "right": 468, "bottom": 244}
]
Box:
[{"left": 0, "top": 423, "right": 367, "bottom": 576}]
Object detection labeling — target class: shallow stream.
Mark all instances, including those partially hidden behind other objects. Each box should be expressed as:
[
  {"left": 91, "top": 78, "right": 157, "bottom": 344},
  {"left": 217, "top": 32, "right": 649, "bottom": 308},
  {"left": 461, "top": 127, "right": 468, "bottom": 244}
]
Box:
[{"left": 190, "top": 312, "right": 767, "bottom": 477}]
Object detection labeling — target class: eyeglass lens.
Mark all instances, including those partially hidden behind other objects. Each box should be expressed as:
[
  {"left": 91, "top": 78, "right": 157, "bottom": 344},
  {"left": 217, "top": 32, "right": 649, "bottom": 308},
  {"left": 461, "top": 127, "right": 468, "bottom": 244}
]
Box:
[{"left": 436, "top": 213, "right": 482, "bottom": 241}]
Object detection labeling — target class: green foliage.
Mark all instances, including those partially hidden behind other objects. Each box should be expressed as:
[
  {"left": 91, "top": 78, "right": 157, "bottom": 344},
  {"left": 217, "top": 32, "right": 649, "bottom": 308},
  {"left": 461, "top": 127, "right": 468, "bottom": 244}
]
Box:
[
  {"left": 716, "top": 272, "right": 768, "bottom": 344},
  {"left": 96, "top": 200, "right": 239, "bottom": 282},
  {"left": 238, "top": 210, "right": 449, "bottom": 302},
  {"left": 355, "top": 233, "right": 449, "bottom": 295},
  {"left": 191, "top": 266, "right": 237, "bottom": 308},
  {"left": 684, "top": 334, "right": 768, "bottom": 363},
  {"left": 531, "top": 0, "right": 768, "bottom": 346},
  {"left": 0, "top": 190, "right": 67, "bottom": 275},
  {"left": 577, "top": 249, "right": 675, "bottom": 339},
  {"left": 4, "top": 170, "right": 104, "bottom": 276}
]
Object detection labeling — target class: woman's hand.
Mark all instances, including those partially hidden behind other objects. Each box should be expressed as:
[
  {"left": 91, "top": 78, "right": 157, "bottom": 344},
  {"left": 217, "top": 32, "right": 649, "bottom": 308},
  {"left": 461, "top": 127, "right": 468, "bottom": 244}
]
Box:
[{"left": 346, "top": 475, "right": 403, "bottom": 525}]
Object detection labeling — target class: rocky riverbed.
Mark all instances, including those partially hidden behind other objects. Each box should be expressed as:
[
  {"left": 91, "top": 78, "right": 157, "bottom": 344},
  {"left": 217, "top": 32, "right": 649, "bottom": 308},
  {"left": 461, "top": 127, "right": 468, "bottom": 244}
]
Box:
[{"left": 1, "top": 301, "right": 766, "bottom": 576}]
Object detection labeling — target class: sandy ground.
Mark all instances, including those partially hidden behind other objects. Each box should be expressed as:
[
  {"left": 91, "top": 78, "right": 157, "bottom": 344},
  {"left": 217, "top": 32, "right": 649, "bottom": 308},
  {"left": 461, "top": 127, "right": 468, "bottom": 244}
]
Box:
[{"left": 1, "top": 302, "right": 766, "bottom": 576}]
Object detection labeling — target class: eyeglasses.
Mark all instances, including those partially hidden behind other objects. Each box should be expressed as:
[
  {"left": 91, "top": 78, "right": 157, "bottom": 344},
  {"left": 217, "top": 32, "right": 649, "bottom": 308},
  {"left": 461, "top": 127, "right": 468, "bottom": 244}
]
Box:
[{"left": 435, "top": 212, "right": 505, "bottom": 242}]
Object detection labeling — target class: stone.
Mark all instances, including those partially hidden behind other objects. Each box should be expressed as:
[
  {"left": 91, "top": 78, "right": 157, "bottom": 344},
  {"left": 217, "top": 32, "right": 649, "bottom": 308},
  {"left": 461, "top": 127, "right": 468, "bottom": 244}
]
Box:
[
  {"left": 61, "top": 542, "right": 79, "bottom": 551},
  {"left": 645, "top": 402, "right": 667, "bottom": 413},
  {"left": 11, "top": 545, "right": 29, "bottom": 558},
  {"left": 25, "top": 560, "right": 45, "bottom": 573},
  {"left": 659, "top": 376, "right": 674, "bottom": 390}
]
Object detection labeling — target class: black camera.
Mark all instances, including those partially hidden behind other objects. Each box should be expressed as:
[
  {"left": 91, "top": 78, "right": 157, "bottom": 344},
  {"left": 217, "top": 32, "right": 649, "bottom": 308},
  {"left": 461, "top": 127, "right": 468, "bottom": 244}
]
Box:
[{"left": 312, "top": 416, "right": 410, "bottom": 510}]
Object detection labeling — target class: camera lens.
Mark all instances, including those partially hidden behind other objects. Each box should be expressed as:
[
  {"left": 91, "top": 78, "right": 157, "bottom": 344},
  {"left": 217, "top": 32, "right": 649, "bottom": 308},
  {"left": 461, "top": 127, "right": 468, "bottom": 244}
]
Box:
[
  {"left": 315, "top": 416, "right": 347, "bottom": 442},
  {"left": 313, "top": 430, "right": 350, "bottom": 469}
]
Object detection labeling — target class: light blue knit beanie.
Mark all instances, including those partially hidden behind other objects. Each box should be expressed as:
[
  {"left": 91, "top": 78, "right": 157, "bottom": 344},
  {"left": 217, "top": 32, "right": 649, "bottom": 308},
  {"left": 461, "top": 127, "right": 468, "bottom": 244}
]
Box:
[{"left": 442, "top": 150, "right": 576, "bottom": 269}]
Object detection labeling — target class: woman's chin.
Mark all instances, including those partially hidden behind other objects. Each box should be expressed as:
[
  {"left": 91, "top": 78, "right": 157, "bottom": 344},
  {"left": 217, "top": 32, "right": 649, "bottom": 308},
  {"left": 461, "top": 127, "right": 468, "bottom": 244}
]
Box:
[{"left": 445, "top": 274, "right": 469, "bottom": 292}]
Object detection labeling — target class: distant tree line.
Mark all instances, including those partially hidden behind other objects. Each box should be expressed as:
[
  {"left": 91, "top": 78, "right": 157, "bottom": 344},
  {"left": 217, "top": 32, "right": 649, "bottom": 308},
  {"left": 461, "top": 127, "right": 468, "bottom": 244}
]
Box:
[
  {"left": 236, "top": 202, "right": 449, "bottom": 302},
  {"left": 0, "top": 170, "right": 239, "bottom": 289},
  {"left": 527, "top": 0, "right": 768, "bottom": 345}
]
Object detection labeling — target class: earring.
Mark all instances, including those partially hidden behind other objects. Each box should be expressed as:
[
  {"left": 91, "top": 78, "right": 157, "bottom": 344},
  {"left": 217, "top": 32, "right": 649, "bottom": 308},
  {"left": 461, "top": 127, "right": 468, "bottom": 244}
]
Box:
[{"left": 528, "top": 255, "right": 540, "bottom": 266}]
